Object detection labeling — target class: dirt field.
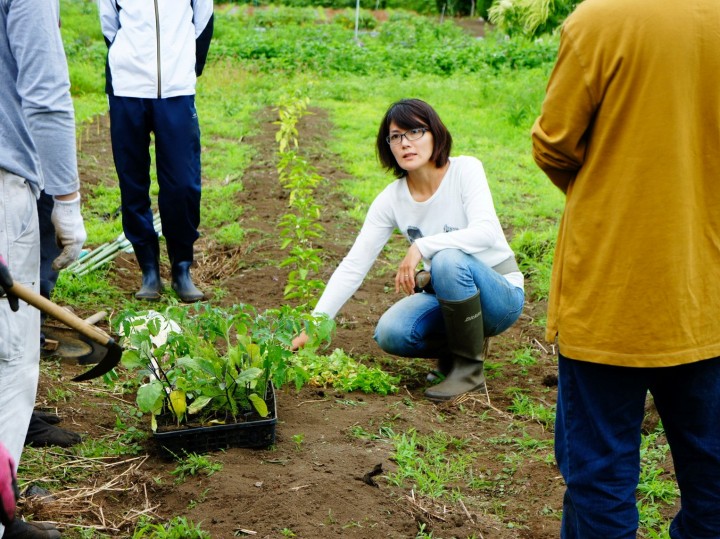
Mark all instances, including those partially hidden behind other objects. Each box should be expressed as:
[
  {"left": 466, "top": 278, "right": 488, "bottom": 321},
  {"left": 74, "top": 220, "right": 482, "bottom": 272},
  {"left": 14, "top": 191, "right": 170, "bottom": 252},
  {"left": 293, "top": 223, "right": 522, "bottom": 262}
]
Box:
[{"left": 29, "top": 106, "right": 570, "bottom": 538}]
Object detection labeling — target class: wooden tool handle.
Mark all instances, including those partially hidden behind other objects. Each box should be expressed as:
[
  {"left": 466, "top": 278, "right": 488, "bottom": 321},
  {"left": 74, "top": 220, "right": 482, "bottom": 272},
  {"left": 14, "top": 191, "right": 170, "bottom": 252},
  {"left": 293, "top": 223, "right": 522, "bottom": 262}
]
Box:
[
  {"left": 9, "top": 281, "right": 113, "bottom": 347},
  {"left": 83, "top": 310, "right": 108, "bottom": 326}
]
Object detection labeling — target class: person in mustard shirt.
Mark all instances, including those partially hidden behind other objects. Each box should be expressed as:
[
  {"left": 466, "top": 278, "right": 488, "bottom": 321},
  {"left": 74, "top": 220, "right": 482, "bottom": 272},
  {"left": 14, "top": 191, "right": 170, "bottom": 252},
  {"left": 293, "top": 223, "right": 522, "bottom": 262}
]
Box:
[{"left": 532, "top": 0, "right": 720, "bottom": 536}]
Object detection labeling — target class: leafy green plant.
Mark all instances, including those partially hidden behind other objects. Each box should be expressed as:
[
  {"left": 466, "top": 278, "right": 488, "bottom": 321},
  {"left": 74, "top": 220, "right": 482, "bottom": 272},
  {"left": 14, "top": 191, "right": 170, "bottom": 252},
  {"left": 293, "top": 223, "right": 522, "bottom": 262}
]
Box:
[
  {"left": 510, "top": 346, "right": 538, "bottom": 375},
  {"left": 170, "top": 452, "right": 223, "bottom": 483},
  {"left": 116, "top": 304, "right": 321, "bottom": 430},
  {"left": 637, "top": 427, "right": 677, "bottom": 536},
  {"left": 416, "top": 522, "right": 435, "bottom": 538},
  {"left": 295, "top": 348, "right": 399, "bottom": 394},
  {"left": 292, "top": 433, "right": 305, "bottom": 450},
  {"left": 274, "top": 94, "right": 310, "bottom": 153},
  {"left": 331, "top": 9, "right": 377, "bottom": 30}
]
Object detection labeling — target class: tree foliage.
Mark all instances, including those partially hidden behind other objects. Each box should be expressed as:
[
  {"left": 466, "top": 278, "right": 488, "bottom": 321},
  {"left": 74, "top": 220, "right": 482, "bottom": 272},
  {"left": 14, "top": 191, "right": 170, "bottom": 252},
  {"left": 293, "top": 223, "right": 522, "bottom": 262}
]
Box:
[{"left": 488, "top": 0, "right": 581, "bottom": 37}]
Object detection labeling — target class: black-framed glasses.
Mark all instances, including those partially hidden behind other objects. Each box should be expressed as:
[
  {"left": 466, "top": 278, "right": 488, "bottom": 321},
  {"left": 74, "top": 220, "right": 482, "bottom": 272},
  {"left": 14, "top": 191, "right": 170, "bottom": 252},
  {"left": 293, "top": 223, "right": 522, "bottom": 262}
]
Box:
[{"left": 386, "top": 127, "right": 428, "bottom": 146}]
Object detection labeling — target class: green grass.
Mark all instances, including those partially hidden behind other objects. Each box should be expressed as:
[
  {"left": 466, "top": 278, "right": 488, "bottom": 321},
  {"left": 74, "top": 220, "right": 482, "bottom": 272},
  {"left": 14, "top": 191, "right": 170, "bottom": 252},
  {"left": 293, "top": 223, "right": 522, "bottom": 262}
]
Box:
[
  {"left": 385, "top": 427, "right": 477, "bottom": 499},
  {"left": 132, "top": 516, "right": 210, "bottom": 539},
  {"left": 59, "top": 0, "right": 109, "bottom": 123},
  {"left": 505, "top": 387, "right": 556, "bottom": 428},
  {"left": 52, "top": 267, "right": 127, "bottom": 311}
]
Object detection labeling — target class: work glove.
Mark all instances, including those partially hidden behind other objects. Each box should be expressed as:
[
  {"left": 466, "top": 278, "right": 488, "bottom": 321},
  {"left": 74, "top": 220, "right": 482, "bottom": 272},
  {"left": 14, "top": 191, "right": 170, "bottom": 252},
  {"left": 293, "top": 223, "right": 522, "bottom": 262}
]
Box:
[
  {"left": 50, "top": 193, "right": 87, "bottom": 271},
  {"left": 0, "top": 256, "right": 19, "bottom": 312},
  {"left": 0, "top": 442, "right": 18, "bottom": 526}
]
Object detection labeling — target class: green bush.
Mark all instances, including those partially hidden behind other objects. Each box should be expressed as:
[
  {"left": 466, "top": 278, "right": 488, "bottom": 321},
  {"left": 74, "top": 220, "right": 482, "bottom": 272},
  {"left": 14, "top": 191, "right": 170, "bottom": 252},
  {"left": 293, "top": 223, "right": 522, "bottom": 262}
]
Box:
[
  {"left": 488, "top": 0, "right": 581, "bottom": 37},
  {"left": 211, "top": 7, "right": 558, "bottom": 76}
]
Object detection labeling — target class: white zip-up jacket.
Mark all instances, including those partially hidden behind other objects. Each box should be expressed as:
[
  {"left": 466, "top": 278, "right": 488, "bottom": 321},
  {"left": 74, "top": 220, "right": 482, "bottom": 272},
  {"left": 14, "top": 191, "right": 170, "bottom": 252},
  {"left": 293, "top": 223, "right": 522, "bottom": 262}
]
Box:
[{"left": 98, "top": 0, "right": 213, "bottom": 99}]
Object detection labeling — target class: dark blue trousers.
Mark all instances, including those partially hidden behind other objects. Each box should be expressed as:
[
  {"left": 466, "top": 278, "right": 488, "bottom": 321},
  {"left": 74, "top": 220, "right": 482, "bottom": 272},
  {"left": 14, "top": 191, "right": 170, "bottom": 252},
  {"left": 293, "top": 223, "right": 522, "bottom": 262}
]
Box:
[
  {"left": 38, "top": 191, "right": 60, "bottom": 301},
  {"left": 556, "top": 353, "right": 720, "bottom": 538},
  {"left": 108, "top": 95, "right": 201, "bottom": 263}
]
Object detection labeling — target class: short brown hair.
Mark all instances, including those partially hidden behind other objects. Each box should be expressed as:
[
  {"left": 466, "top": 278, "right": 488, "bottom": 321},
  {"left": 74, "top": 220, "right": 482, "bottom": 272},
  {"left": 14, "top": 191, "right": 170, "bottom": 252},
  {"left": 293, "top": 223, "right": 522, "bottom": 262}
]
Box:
[{"left": 376, "top": 99, "right": 453, "bottom": 178}]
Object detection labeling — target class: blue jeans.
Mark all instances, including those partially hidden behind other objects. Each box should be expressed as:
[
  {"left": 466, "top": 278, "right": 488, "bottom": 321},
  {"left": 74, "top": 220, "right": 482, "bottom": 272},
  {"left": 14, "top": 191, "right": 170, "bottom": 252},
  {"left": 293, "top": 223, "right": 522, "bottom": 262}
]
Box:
[
  {"left": 374, "top": 249, "right": 524, "bottom": 358},
  {"left": 556, "top": 353, "right": 720, "bottom": 538}
]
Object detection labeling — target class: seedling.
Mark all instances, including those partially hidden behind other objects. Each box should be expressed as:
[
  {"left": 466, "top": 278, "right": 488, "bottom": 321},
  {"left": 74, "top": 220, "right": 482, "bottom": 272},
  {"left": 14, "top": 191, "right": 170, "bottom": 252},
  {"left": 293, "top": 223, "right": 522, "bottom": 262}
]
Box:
[
  {"left": 292, "top": 433, "right": 305, "bottom": 450},
  {"left": 275, "top": 95, "right": 327, "bottom": 309},
  {"left": 170, "top": 452, "right": 223, "bottom": 483}
]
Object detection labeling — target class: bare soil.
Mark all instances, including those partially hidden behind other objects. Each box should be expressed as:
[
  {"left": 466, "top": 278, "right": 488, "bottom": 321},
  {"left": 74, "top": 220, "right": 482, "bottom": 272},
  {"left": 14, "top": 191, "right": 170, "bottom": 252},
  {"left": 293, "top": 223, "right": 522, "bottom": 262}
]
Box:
[{"left": 30, "top": 106, "right": 569, "bottom": 539}]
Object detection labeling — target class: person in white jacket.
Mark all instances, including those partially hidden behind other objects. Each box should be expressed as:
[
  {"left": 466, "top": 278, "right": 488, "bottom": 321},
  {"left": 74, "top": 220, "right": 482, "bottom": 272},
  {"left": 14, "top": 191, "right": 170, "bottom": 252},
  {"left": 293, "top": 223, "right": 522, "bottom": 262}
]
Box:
[
  {"left": 293, "top": 99, "right": 525, "bottom": 401},
  {"left": 98, "top": 0, "right": 213, "bottom": 302}
]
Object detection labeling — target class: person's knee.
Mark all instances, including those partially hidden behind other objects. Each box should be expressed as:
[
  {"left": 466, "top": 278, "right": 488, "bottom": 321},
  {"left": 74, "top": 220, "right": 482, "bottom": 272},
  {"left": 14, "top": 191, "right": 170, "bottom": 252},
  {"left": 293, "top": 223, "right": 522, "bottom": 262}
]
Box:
[
  {"left": 430, "top": 249, "right": 467, "bottom": 277},
  {"left": 432, "top": 249, "right": 468, "bottom": 290},
  {"left": 374, "top": 316, "right": 407, "bottom": 356}
]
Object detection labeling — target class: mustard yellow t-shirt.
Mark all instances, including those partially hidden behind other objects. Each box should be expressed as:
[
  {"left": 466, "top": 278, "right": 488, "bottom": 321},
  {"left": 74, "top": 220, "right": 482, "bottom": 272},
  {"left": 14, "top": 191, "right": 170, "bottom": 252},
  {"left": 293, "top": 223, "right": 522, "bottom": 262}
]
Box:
[{"left": 532, "top": 0, "right": 720, "bottom": 367}]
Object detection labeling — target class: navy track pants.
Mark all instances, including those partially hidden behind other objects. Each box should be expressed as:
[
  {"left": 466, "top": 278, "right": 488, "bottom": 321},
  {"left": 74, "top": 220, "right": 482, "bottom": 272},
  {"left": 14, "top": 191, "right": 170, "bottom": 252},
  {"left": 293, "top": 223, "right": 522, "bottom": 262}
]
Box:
[{"left": 108, "top": 94, "right": 201, "bottom": 263}]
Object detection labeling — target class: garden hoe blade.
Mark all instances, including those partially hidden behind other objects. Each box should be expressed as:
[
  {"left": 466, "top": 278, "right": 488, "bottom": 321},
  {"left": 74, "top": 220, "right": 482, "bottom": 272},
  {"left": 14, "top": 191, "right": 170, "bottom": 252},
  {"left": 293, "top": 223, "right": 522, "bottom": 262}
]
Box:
[
  {"left": 8, "top": 281, "right": 124, "bottom": 381},
  {"left": 71, "top": 340, "right": 123, "bottom": 381}
]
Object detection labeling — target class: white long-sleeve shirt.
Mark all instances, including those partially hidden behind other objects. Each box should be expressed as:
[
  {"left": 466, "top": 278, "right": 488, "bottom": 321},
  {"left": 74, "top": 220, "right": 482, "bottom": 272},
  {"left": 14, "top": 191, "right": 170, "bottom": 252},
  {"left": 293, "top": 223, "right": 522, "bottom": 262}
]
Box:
[{"left": 314, "top": 156, "right": 523, "bottom": 319}]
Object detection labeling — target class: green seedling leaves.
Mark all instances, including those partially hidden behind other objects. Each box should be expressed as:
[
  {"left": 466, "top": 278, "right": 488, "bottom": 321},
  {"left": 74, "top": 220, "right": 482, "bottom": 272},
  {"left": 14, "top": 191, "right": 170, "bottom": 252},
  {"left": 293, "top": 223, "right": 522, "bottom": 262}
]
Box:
[
  {"left": 248, "top": 393, "right": 269, "bottom": 418},
  {"left": 235, "top": 367, "right": 263, "bottom": 386},
  {"left": 187, "top": 395, "right": 213, "bottom": 416},
  {"left": 121, "top": 349, "right": 146, "bottom": 370},
  {"left": 137, "top": 381, "right": 165, "bottom": 413}
]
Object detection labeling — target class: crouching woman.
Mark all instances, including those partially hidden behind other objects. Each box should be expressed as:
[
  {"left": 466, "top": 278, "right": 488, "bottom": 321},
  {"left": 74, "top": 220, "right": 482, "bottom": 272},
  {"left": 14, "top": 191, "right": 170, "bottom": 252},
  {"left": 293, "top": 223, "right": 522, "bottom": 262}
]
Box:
[{"left": 293, "top": 98, "right": 524, "bottom": 401}]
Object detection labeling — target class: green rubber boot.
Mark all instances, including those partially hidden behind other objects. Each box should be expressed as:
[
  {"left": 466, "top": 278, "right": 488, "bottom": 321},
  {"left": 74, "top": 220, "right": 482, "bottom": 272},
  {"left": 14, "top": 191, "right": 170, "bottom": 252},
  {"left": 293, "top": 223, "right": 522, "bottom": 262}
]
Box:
[{"left": 424, "top": 292, "right": 487, "bottom": 402}]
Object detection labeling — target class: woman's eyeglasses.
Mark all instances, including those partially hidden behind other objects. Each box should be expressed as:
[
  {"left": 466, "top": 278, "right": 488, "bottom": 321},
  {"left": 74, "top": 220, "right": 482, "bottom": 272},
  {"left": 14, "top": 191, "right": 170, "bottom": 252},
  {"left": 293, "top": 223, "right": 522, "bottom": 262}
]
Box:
[{"left": 386, "top": 127, "right": 428, "bottom": 146}]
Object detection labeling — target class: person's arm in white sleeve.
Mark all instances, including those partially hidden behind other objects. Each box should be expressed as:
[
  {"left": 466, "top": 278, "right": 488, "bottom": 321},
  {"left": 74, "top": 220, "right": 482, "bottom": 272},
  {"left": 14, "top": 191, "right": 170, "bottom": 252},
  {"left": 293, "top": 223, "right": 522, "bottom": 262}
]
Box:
[
  {"left": 97, "top": 0, "right": 120, "bottom": 44},
  {"left": 292, "top": 196, "right": 395, "bottom": 350},
  {"left": 312, "top": 199, "right": 396, "bottom": 319}
]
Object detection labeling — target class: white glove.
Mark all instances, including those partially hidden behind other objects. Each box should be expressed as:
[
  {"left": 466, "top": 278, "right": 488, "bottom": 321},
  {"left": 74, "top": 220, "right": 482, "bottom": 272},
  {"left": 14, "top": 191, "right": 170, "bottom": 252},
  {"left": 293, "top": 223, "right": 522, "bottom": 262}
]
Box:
[{"left": 51, "top": 193, "right": 87, "bottom": 271}]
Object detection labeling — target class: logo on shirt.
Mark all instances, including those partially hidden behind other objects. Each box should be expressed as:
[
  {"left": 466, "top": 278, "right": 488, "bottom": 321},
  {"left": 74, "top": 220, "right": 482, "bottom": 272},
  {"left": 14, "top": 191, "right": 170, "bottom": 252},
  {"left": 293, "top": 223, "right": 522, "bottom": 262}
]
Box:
[
  {"left": 406, "top": 224, "right": 456, "bottom": 243},
  {"left": 407, "top": 226, "right": 423, "bottom": 243}
]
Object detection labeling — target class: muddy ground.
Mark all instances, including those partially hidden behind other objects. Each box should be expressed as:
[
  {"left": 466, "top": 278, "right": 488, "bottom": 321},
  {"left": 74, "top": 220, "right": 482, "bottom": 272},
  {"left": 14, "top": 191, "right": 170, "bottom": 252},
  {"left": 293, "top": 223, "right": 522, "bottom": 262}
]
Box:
[{"left": 29, "top": 100, "right": 574, "bottom": 539}]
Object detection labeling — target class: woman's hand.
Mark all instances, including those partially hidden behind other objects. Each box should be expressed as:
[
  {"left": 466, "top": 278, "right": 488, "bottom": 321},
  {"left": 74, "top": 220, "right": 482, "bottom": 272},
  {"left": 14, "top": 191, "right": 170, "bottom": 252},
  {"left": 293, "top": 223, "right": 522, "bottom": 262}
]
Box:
[
  {"left": 291, "top": 331, "right": 309, "bottom": 351},
  {"left": 395, "top": 244, "right": 422, "bottom": 295}
]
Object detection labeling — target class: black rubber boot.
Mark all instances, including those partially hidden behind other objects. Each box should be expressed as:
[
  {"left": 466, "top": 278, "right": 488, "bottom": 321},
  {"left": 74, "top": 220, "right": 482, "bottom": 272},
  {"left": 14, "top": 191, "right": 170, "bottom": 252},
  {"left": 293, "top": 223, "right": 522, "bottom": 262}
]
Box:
[
  {"left": 171, "top": 261, "right": 204, "bottom": 303},
  {"left": 24, "top": 413, "right": 81, "bottom": 448},
  {"left": 424, "top": 292, "right": 487, "bottom": 402},
  {"left": 133, "top": 239, "right": 163, "bottom": 301},
  {"left": 3, "top": 520, "right": 61, "bottom": 539},
  {"left": 30, "top": 410, "right": 60, "bottom": 425}
]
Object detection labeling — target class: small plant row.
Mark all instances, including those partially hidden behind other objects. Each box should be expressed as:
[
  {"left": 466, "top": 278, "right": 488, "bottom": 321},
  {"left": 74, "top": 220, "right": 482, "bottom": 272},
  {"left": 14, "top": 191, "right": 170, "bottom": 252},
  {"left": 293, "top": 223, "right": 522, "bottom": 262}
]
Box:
[{"left": 274, "top": 93, "right": 327, "bottom": 310}]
